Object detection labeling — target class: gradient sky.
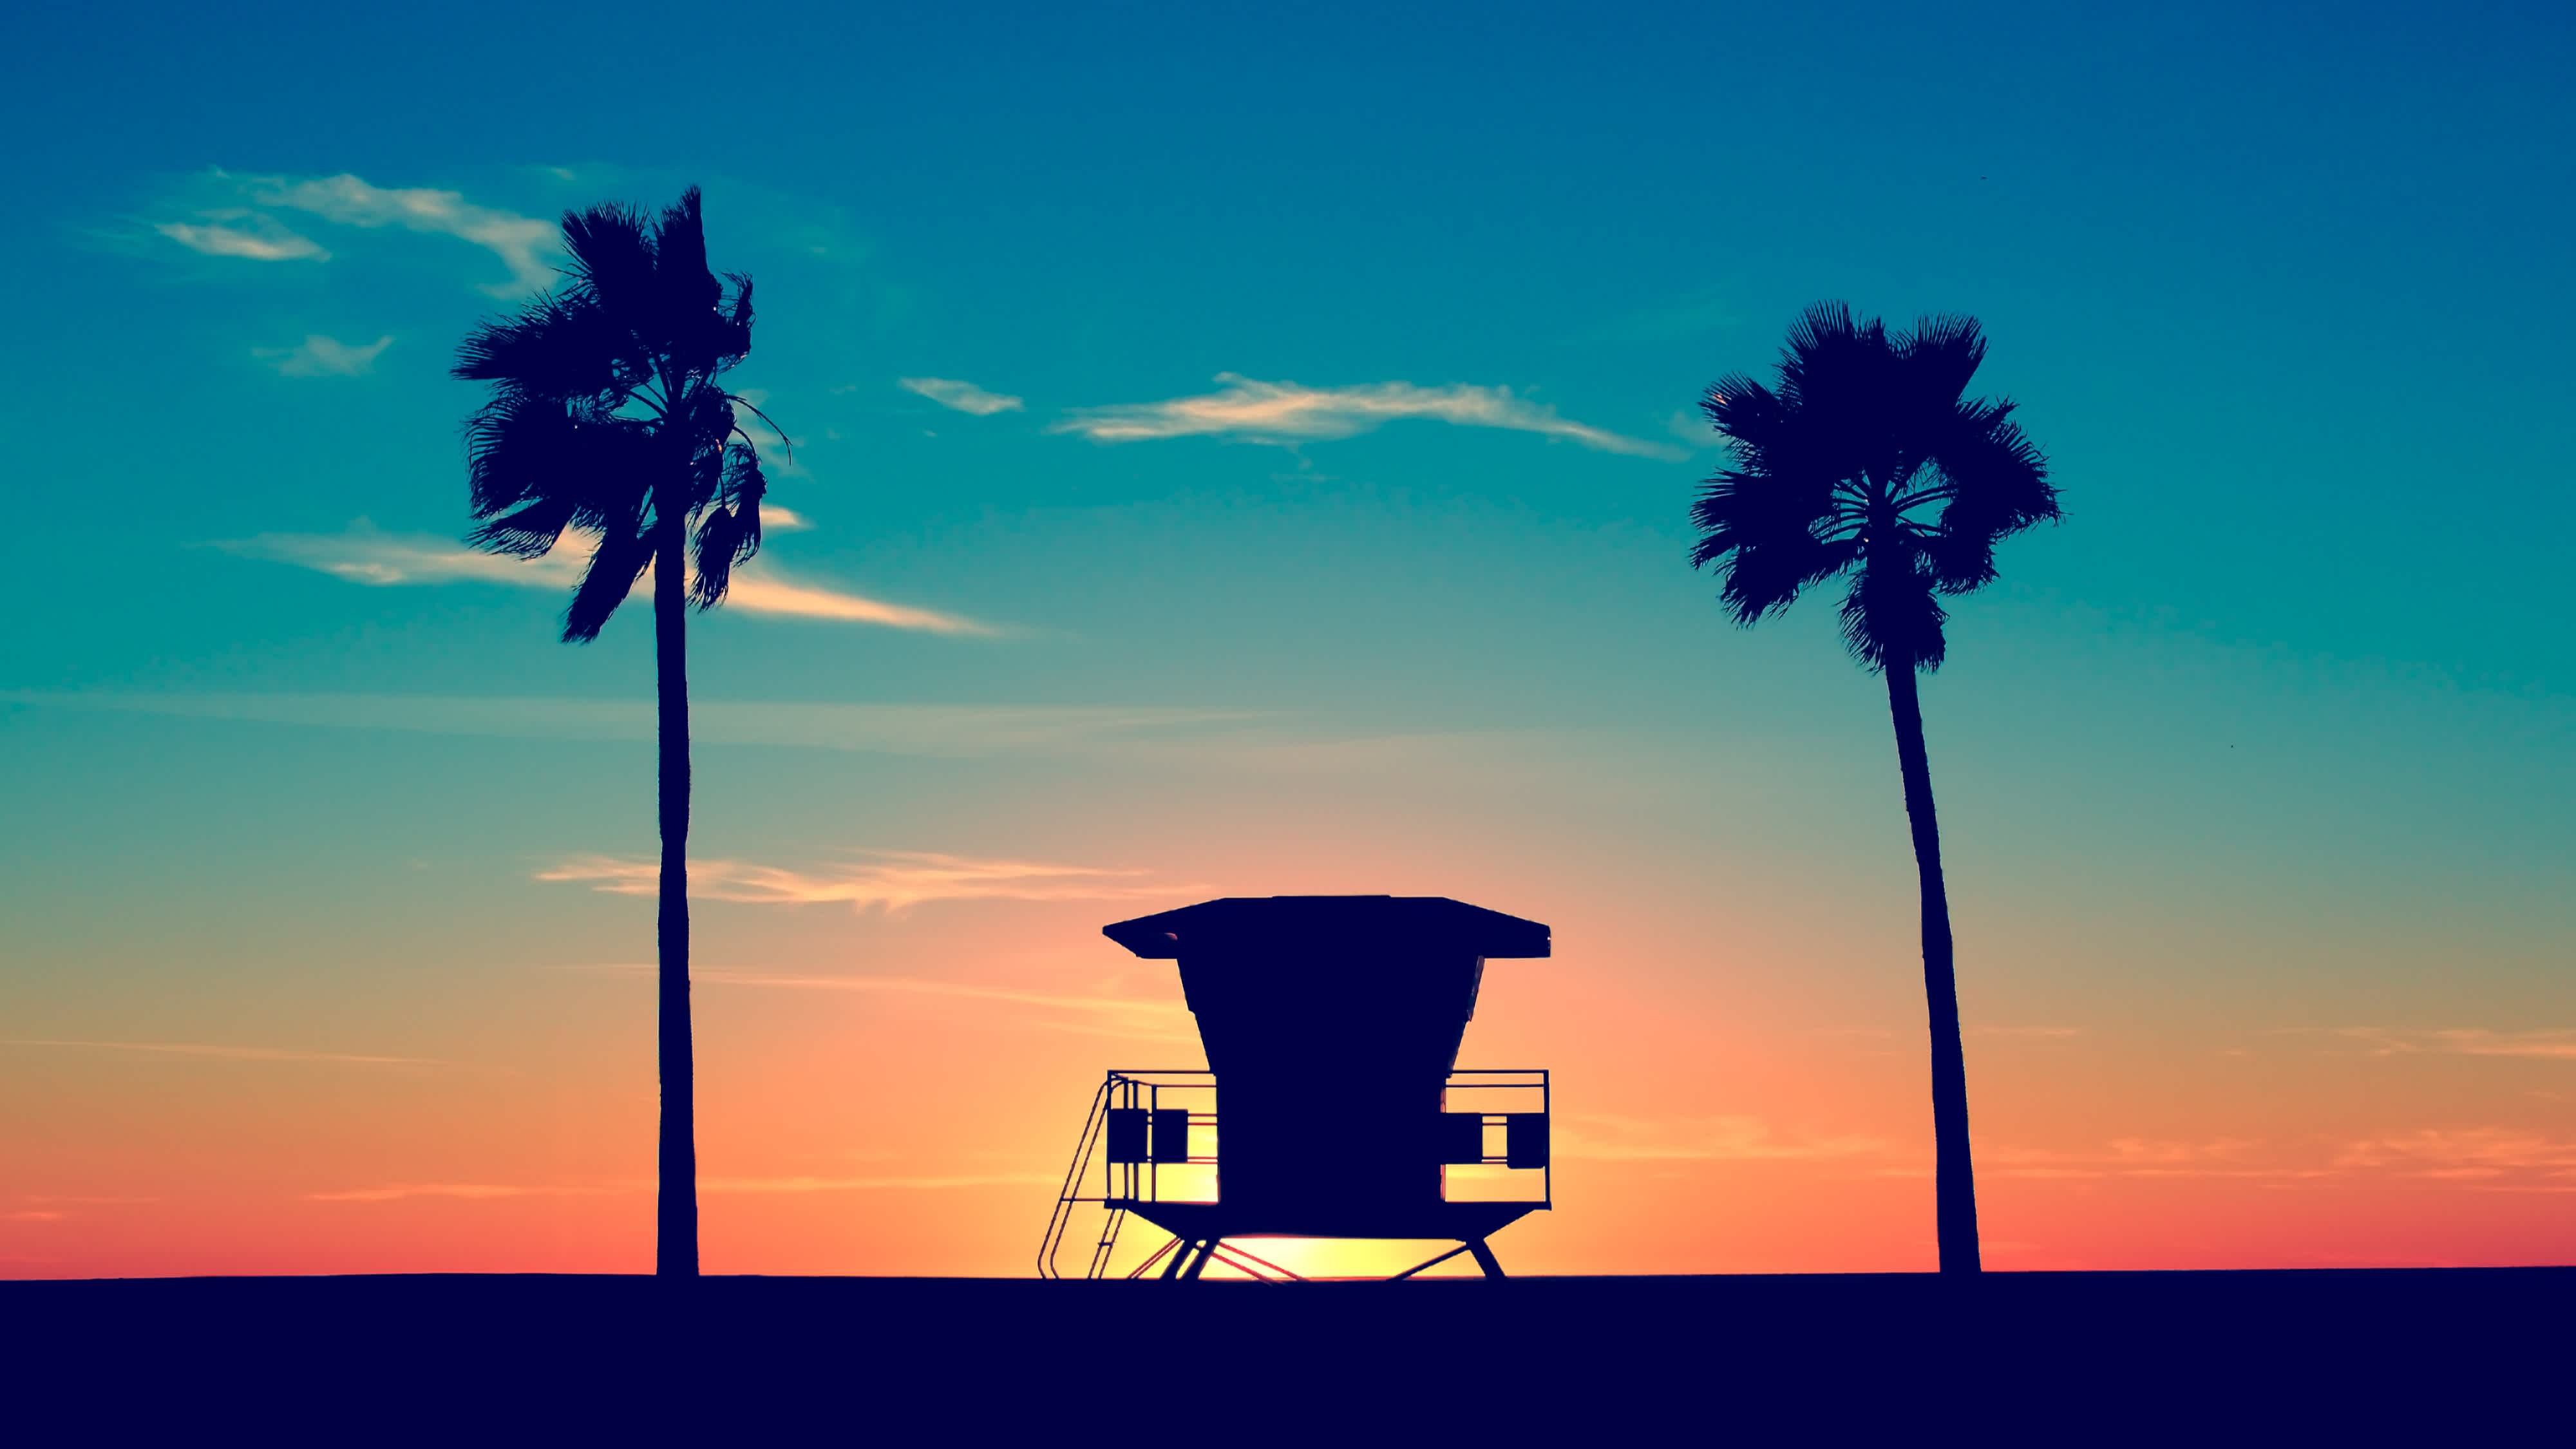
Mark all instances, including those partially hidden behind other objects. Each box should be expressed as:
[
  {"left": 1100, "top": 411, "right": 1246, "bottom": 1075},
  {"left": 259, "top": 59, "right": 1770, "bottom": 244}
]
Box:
[{"left": 4, "top": 0, "right": 2572, "bottom": 1278}]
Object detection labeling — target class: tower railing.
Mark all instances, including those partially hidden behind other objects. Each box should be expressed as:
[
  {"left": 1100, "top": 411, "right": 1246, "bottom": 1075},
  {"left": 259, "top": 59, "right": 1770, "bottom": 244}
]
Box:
[{"left": 1039, "top": 1068, "right": 1550, "bottom": 1278}]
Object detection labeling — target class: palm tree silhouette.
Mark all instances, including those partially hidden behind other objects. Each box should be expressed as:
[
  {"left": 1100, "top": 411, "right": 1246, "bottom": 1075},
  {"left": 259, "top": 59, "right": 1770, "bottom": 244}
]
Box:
[
  {"left": 452, "top": 187, "right": 781, "bottom": 1279},
  {"left": 1690, "top": 302, "right": 2056, "bottom": 1274}
]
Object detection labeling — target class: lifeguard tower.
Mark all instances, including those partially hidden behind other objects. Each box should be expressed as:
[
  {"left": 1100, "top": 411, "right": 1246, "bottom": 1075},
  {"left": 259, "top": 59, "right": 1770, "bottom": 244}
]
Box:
[{"left": 1037, "top": 895, "right": 1553, "bottom": 1281}]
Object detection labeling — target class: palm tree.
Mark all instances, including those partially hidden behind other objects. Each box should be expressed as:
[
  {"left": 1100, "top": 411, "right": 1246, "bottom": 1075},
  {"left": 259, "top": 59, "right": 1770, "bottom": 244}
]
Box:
[
  {"left": 1689, "top": 302, "right": 2056, "bottom": 1274},
  {"left": 452, "top": 187, "right": 782, "bottom": 1279}
]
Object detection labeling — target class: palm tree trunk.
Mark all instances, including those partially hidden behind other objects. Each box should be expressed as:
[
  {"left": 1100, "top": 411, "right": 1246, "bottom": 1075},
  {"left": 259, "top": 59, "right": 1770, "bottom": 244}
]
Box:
[
  {"left": 1884, "top": 661, "right": 1980, "bottom": 1273},
  {"left": 654, "top": 513, "right": 699, "bottom": 1278}
]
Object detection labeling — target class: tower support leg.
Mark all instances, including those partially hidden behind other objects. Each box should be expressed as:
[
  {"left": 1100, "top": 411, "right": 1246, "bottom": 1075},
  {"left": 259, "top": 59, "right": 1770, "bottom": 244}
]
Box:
[
  {"left": 1466, "top": 1238, "right": 1506, "bottom": 1280},
  {"left": 1159, "top": 1238, "right": 1197, "bottom": 1280},
  {"left": 1181, "top": 1238, "right": 1220, "bottom": 1280}
]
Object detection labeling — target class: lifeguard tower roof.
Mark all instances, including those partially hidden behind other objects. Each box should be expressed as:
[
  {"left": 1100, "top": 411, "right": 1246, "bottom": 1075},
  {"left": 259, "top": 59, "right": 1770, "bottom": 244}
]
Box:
[{"left": 1102, "top": 895, "right": 1550, "bottom": 960}]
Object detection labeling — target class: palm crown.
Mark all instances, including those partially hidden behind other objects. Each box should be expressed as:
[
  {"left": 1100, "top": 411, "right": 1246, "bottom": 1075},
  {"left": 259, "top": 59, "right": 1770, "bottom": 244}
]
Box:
[
  {"left": 1690, "top": 302, "right": 2056, "bottom": 672},
  {"left": 453, "top": 186, "right": 781, "bottom": 640}
]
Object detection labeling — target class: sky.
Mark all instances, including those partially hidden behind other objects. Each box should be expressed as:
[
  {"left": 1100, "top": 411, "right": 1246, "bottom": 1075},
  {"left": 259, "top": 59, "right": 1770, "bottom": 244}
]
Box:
[{"left": 3, "top": 0, "right": 2572, "bottom": 1278}]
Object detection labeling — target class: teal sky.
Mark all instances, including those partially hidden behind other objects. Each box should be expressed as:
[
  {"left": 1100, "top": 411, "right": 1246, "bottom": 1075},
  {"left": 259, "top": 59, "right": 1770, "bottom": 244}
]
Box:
[{"left": 3, "top": 1, "right": 2572, "bottom": 1273}]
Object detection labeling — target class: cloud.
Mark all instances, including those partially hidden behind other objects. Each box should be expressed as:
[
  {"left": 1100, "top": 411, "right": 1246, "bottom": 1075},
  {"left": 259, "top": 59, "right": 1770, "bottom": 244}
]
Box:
[
  {"left": 538, "top": 850, "right": 1173, "bottom": 914},
  {"left": 2297, "top": 1027, "right": 2576, "bottom": 1061},
  {"left": 254, "top": 334, "right": 392, "bottom": 377},
  {"left": 155, "top": 219, "right": 328, "bottom": 262},
  {"left": 3, "top": 1039, "right": 437, "bottom": 1066},
  {"left": 702, "top": 1173, "right": 1059, "bottom": 1193},
  {"left": 2333, "top": 1128, "right": 2576, "bottom": 1177},
  {"left": 244, "top": 172, "right": 557, "bottom": 294},
  {"left": 1555, "top": 1112, "right": 1896, "bottom": 1163},
  {"left": 899, "top": 377, "right": 1025, "bottom": 415},
  {"left": 1053, "top": 373, "right": 1683, "bottom": 459},
  {"left": 310, "top": 1173, "right": 1053, "bottom": 1202},
  {"left": 212, "top": 522, "right": 998, "bottom": 634},
  {"left": 307, "top": 1182, "right": 625, "bottom": 1203},
  {"left": 563, "top": 963, "right": 1191, "bottom": 1041},
  {"left": 1984, "top": 1138, "right": 2281, "bottom": 1180},
  {"left": 0, "top": 690, "right": 1262, "bottom": 759}
]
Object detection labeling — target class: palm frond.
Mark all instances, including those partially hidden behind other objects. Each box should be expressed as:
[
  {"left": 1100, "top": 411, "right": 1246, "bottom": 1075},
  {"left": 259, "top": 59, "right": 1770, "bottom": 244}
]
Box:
[
  {"left": 718, "top": 272, "right": 756, "bottom": 361},
  {"left": 688, "top": 507, "right": 742, "bottom": 609},
  {"left": 1839, "top": 547, "right": 1948, "bottom": 673},
  {"left": 718, "top": 445, "right": 768, "bottom": 558},
  {"left": 1690, "top": 299, "right": 2052, "bottom": 661},
  {"left": 653, "top": 187, "right": 717, "bottom": 310},
  {"left": 560, "top": 203, "right": 656, "bottom": 316},
  {"left": 457, "top": 187, "right": 778, "bottom": 634},
  {"left": 725, "top": 392, "right": 792, "bottom": 464},
  {"left": 451, "top": 293, "right": 641, "bottom": 401},
  {"left": 1897, "top": 314, "right": 1987, "bottom": 404},
  {"left": 1925, "top": 404, "right": 2056, "bottom": 592},
  {"left": 464, "top": 494, "right": 578, "bottom": 558},
  {"left": 463, "top": 397, "right": 654, "bottom": 527},
  {"left": 561, "top": 526, "right": 655, "bottom": 643}
]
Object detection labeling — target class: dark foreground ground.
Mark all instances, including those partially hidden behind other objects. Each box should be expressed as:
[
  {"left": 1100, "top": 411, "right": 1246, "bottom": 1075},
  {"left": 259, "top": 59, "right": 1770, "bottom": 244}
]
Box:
[{"left": 7, "top": 1269, "right": 2568, "bottom": 1437}]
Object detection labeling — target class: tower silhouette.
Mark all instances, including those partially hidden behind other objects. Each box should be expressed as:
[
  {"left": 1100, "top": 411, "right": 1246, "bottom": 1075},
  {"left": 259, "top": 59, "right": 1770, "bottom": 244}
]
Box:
[{"left": 1039, "top": 895, "right": 1553, "bottom": 1280}]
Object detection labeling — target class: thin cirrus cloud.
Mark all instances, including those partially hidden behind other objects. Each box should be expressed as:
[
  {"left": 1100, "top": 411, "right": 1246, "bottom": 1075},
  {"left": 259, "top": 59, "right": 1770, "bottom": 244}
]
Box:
[
  {"left": 158, "top": 169, "right": 558, "bottom": 294},
  {"left": 3, "top": 1039, "right": 439, "bottom": 1066},
  {"left": 307, "top": 1182, "right": 623, "bottom": 1203},
  {"left": 560, "top": 963, "right": 1192, "bottom": 1042},
  {"left": 213, "top": 522, "right": 997, "bottom": 636},
  {"left": 155, "top": 218, "right": 328, "bottom": 262},
  {"left": 701, "top": 1172, "right": 1061, "bottom": 1193},
  {"left": 2296, "top": 1027, "right": 2576, "bottom": 1061},
  {"left": 0, "top": 690, "right": 1262, "bottom": 760},
  {"left": 254, "top": 334, "right": 392, "bottom": 378},
  {"left": 1553, "top": 1112, "right": 1898, "bottom": 1163},
  {"left": 1052, "top": 372, "right": 1685, "bottom": 460},
  {"left": 537, "top": 850, "right": 1173, "bottom": 914},
  {"left": 248, "top": 171, "right": 556, "bottom": 294},
  {"left": 2333, "top": 1128, "right": 2576, "bottom": 1181},
  {"left": 1981, "top": 1138, "right": 2284, "bottom": 1181},
  {"left": 898, "top": 377, "right": 1025, "bottom": 416},
  {"left": 309, "top": 1173, "right": 1056, "bottom": 1202}
]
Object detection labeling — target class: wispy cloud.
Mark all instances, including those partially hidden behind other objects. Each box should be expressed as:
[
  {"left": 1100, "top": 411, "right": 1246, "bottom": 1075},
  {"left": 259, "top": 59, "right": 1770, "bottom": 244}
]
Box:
[
  {"left": 1984, "top": 1138, "right": 2284, "bottom": 1180},
  {"left": 538, "top": 850, "right": 1172, "bottom": 913},
  {"left": 212, "top": 523, "right": 998, "bottom": 635},
  {"left": 243, "top": 171, "right": 557, "bottom": 294},
  {"left": 155, "top": 218, "right": 328, "bottom": 262},
  {"left": 1054, "top": 373, "right": 1683, "bottom": 459},
  {"left": 254, "top": 334, "right": 392, "bottom": 377},
  {"left": 703, "top": 1173, "right": 1059, "bottom": 1193},
  {"left": 564, "top": 963, "right": 1191, "bottom": 1041},
  {"left": 310, "top": 1173, "right": 1053, "bottom": 1202},
  {"left": 899, "top": 377, "right": 1024, "bottom": 416},
  {"left": 2333, "top": 1128, "right": 2576, "bottom": 1179},
  {"left": 306, "top": 1182, "right": 626, "bottom": 1203},
  {"left": 4, "top": 1039, "right": 439, "bottom": 1066},
  {"left": 2295, "top": 1027, "right": 2576, "bottom": 1061},
  {"left": 0, "top": 690, "right": 1262, "bottom": 759},
  {"left": 1555, "top": 1112, "right": 1897, "bottom": 1163}
]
